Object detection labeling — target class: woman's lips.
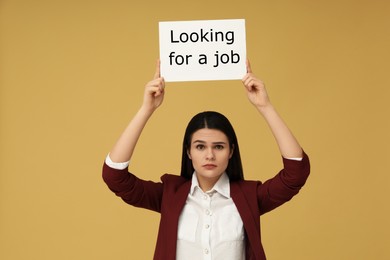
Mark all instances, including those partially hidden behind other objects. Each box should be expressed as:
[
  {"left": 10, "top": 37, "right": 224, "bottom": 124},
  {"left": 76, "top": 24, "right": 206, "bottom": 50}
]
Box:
[{"left": 203, "top": 164, "right": 217, "bottom": 170}]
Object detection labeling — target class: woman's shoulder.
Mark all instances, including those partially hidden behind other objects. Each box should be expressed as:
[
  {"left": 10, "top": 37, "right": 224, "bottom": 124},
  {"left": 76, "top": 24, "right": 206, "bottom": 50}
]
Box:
[
  {"left": 160, "top": 174, "right": 192, "bottom": 197},
  {"left": 160, "top": 173, "right": 189, "bottom": 184},
  {"left": 232, "top": 179, "right": 262, "bottom": 191},
  {"left": 236, "top": 179, "right": 262, "bottom": 185}
]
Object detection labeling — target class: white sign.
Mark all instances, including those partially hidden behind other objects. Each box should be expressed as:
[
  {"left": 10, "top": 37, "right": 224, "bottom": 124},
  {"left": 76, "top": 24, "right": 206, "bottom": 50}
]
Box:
[{"left": 159, "top": 19, "right": 246, "bottom": 82}]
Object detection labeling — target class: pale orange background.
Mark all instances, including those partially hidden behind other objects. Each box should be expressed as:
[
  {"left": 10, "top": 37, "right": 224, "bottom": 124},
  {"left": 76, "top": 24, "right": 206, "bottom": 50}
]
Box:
[{"left": 1, "top": 0, "right": 389, "bottom": 259}]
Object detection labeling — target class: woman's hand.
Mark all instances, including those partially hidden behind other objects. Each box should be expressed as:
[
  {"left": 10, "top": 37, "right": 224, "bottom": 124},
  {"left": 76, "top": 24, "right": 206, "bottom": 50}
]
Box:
[
  {"left": 242, "top": 60, "right": 271, "bottom": 109},
  {"left": 142, "top": 60, "right": 165, "bottom": 112}
]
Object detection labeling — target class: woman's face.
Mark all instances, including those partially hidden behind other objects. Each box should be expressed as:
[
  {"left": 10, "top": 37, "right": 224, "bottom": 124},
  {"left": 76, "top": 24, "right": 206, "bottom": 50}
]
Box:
[{"left": 187, "top": 128, "right": 233, "bottom": 191}]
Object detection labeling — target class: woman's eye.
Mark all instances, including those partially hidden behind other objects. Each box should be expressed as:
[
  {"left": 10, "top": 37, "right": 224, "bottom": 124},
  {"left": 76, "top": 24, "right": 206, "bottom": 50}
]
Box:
[
  {"left": 215, "top": 145, "right": 224, "bottom": 150},
  {"left": 196, "top": 144, "right": 205, "bottom": 150}
]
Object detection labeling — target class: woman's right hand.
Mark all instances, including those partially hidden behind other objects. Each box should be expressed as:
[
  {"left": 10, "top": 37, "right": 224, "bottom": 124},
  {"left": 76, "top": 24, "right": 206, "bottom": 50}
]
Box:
[{"left": 142, "top": 60, "right": 165, "bottom": 112}]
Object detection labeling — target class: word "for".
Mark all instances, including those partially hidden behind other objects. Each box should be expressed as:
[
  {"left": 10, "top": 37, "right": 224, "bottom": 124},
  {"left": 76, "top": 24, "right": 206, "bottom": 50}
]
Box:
[{"left": 170, "top": 29, "right": 235, "bottom": 45}]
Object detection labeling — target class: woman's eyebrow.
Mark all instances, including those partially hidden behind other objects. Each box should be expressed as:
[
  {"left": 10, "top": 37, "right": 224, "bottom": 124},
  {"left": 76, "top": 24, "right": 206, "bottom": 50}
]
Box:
[
  {"left": 192, "top": 140, "right": 205, "bottom": 143},
  {"left": 192, "top": 140, "right": 227, "bottom": 144}
]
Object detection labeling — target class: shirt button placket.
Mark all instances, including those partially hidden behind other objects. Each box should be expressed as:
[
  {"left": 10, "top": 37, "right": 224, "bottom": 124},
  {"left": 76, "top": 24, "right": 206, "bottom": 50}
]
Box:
[{"left": 202, "top": 194, "right": 212, "bottom": 260}]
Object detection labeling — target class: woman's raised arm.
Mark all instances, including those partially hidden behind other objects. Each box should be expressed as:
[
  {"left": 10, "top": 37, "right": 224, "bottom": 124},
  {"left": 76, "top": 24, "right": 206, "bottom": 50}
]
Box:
[
  {"left": 242, "top": 60, "right": 303, "bottom": 159},
  {"left": 109, "top": 60, "right": 165, "bottom": 163}
]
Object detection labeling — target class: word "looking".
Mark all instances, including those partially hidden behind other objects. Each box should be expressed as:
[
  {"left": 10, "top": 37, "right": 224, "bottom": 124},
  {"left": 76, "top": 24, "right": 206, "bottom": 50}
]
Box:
[{"left": 170, "top": 29, "right": 235, "bottom": 45}]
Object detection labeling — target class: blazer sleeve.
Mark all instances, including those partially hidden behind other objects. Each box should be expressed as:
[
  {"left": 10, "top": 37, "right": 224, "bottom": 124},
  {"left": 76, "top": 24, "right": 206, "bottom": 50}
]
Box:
[
  {"left": 257, "top": 152, "right": 310, "bottom": 215},
  {"left": 102, "top": 162, "right": 163, "bottom": 213}
]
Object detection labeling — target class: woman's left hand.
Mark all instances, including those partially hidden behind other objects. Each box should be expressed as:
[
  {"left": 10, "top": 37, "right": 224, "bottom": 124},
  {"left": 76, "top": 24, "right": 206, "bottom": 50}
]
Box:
[{"left": 242, "top": 60, "right": 271, "bottom": 109}]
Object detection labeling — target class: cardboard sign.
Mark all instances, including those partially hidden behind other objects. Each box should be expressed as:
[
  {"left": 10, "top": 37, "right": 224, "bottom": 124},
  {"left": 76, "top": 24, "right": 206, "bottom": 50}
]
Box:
[{"left": 159, "top": 19, "right": 246, "bottom": 82}]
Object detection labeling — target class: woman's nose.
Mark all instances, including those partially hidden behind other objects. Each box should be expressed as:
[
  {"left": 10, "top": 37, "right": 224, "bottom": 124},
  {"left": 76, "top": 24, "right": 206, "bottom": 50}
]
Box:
[{"left": 206, "top": 148, "right": 215, "bottom": 160}]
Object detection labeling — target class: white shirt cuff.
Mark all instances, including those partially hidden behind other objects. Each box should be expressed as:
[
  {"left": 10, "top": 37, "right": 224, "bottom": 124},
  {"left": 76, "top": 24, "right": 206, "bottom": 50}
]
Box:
[
  {"left": 284, "top": 157, "right": 303, "bottom": 161},
  {"left": 105, "top": 154, "right": 129, "bottom": 170}
]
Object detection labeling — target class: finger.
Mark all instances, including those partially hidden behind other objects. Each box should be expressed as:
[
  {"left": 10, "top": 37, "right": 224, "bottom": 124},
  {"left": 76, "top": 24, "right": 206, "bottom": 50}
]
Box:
[
  {"left": 148, "top": 78, "right": 165, "bottom": 93},
  {"left": 146, "top": 85, "right": 161, "bottom": 96},
  {"left": 242, "top": 73, "right": 249, "bottom": 83},
  {"left": 243, "top": 77, "right": 254, "bottom": 91},
  {"left": 161, "top": 77, "right": 165, "bottom": 90},
  {"left": 246, "top": 59, "right": 252, "bottom": 73},
  {"left": 243, "top": 74, "right": 254, "bottom": 87},
  {"left": 155, "top": 82, "right": 166, "bottom": 97},
  {"left": 153, "top": 59, "right": 161, "bottom": 79},
  {"left": 242, "top": 70, "right": 252, "bottom": 83},
  {"left": 149, "top": 78, "right": 164, "bottom": 88}
]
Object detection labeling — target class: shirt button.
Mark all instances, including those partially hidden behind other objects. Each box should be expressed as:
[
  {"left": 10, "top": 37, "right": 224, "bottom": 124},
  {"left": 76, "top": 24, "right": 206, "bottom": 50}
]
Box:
[
  {"left": 203, "top": 195, "right": 208, "bottom": 200},
  {"left": 204, "top": 248, "right": 209, "bottom": 254},
  {"left": 205, "top": 224, "right": 210, "bottom": 229},
  {"left": 205, "top": 209, "right": 212, "bottom": 216}
]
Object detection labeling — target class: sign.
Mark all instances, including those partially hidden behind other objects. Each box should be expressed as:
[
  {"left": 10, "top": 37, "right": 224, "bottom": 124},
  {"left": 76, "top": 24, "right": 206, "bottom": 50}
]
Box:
[{"left": 159, "top": 19, "right": 246, "bottom": 82}]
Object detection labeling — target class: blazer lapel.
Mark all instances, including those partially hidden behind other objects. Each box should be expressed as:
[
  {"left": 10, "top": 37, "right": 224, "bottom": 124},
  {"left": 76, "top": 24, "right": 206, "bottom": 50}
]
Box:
[{"left": 173, "top": 180, "right": 191, "bottom": 215}]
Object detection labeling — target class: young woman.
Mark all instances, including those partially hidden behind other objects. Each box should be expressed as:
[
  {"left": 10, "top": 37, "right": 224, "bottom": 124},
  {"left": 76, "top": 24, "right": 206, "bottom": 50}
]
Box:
[{"left": 102, "top": 60, "right": 310, "bottom": 260}]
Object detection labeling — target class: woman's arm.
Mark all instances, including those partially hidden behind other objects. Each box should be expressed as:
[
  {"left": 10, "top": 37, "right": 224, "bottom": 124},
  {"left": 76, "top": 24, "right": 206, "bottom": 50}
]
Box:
[
  {"left": 242, "top": 60, "right": 302, "bottom": 159},
  {"left": 109, "top": 60, "right": 165, "bottom": 163}
]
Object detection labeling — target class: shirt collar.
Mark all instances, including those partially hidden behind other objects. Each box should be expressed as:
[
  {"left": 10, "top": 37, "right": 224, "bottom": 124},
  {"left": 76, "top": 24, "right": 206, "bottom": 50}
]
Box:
[{"left": 190, "top": 172, "right": 231, "bottom": 198}]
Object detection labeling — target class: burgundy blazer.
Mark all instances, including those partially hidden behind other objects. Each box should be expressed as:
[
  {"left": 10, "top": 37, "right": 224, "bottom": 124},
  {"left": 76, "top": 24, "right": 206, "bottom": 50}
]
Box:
[{"left": 102, "top": 153, "right": 310, "bottom": 260}]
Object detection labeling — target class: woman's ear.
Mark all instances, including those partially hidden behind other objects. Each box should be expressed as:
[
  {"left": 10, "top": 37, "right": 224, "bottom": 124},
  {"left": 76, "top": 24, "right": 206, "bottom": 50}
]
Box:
[{"left": 187, "top": 149, "right": 192, "bottom": 159}]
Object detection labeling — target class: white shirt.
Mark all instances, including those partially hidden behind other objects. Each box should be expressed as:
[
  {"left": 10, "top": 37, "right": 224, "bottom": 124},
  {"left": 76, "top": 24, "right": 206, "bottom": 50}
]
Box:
[{"left": 176, "top": 172, "right": 245, "bottom": 260}]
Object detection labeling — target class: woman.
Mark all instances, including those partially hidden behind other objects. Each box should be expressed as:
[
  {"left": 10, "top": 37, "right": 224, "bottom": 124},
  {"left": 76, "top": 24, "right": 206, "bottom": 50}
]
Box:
[{"left": 102, "top": 60, "right": 310, "bottom": 260}]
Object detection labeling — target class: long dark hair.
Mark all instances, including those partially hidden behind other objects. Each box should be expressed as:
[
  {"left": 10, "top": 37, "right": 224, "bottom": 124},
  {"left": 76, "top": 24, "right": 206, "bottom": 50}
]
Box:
[{"left": 180, "top": 111, "right": 244, "bottom": 181}]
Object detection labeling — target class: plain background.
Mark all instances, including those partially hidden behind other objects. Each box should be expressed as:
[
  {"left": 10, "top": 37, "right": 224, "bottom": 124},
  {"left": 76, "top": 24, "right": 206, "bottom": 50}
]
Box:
[{"left": 1, "top": 0, "right": 389, "bottom": 259}]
